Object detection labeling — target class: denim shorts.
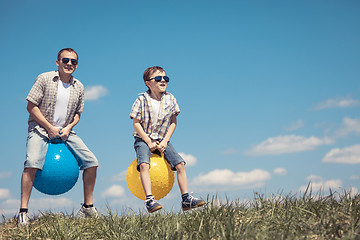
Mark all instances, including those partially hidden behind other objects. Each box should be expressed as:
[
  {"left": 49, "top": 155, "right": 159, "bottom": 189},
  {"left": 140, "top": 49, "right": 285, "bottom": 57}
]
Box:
[
  {"left": 134, "top": 137, "right": 185, "bottom": 172},
  {"left": 24, "top": 130, "right": 99, "bottom": 170}
]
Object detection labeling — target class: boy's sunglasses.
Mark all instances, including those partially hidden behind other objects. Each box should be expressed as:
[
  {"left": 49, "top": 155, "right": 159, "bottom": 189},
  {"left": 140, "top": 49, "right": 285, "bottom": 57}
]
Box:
[
  {"left": 146, "top": 76, "right": 170, "bottom": 82},
  {"left": 61, "top": 58, "right": 78, "bottom": 65}
]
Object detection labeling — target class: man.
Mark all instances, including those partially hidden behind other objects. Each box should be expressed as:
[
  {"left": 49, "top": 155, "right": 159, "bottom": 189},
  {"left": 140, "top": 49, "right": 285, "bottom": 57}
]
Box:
[{"left": 18, "top": 48, "right": 99, "bottom": 226}]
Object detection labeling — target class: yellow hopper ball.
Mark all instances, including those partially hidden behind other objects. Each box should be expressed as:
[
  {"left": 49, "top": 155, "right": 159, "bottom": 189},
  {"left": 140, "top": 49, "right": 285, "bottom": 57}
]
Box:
[{"left": 126, "top": 152, "right": 175, "bottom": 200}]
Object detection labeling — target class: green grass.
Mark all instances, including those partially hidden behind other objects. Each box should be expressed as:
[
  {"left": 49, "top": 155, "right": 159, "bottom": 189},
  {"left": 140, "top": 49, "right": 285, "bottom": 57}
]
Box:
[{"left": 1, "top": 189, "right": 360, "bottom": 239}]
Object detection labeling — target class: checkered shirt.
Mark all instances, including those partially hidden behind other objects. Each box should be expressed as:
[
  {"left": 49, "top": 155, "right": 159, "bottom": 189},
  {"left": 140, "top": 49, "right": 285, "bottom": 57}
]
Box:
[
  {"left": 130, "top": 91, "right": 180, "bottom": 141},
  {"left": 26, "top": 71, "right": 84, "bottom": 137}
]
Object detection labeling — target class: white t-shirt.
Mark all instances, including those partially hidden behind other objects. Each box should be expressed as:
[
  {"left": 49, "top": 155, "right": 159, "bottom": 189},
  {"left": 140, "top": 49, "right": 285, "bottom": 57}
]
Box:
[
  {"left": 53, "top": 81, "right": 71, "bottom": 128},
  {"left": 150, "top": 97, "right": 161, "bottom": 130}
]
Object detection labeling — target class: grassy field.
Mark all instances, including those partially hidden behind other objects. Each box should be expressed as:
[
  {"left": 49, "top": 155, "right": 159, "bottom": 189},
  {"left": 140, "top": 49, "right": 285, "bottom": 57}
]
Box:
[{"left": 1, "top": 189, "right": 359, "bottom": 239}]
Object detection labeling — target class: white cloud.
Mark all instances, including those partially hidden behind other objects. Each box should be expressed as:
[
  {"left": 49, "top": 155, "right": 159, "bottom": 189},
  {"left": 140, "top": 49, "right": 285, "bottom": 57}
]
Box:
[
  {"left": 273, "top": 168, "right": 288, "bottom": 176},
  {"left": 335, "top": 117, "right": 360, "bottom": 138},
  {"left": 101, "top": 185, "right": 125, "bottom": 198},
  {"left": 1, "top": 198, "right": 20, "bottom": 209},
  {"left": 221, "top": 148, "right": 238, "bottom": 155},
  {"left": 284, "top": 120, "right": 304, "bottom": 131},
  {"left": 322, "top": 144, "right": 360, "bottom": 164},
  {"left": 306, "top": 175, "right": 324, "bottom": 182},
  {"left": 85, "top": 85, "right": 108, "bottom": 101},
  {"left": 0, "top": 188, "right": 10, "bottom": 199},
  {"left": 0, "top": 171, "right": 12, "bottom": 180},
  {"left": 179, "top": 152, "right": 197, "bottom": 166},
  {"left": 349, "top": 187, "right": 359, "bottom": 197},
  {"left": 246, "top": 135, "right": 334, "bottom": 156},
  {"left": 299, "top": 176, "right": 342, "bottom": 193},
  {"left": 350, "top": 175, "right": 360, "bottom": 180},
  {"left": 192, "top": 169, "right": 271, "bottom": 188},
  {"left": 313, "top": 97, "right": 360, "bottom": 110},
  {"left": 111, "top": 170, "right": 127, "bottom": 182},
  {"left": 29, "top": 198, "right": 73, "bottom": 209}
]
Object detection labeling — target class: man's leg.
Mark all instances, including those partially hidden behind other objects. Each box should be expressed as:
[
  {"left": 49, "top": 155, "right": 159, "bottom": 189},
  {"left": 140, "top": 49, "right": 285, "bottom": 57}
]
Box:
[
  {"left": 66, "top": 133, "right": 99, "bottom": 217},
  {"left": 21, "top": 131, "right": 48, "bottom": 209},
  {"left": 20, "top": 168, "right": 37, "bottom": 209},
  {"left": 83, "top": 166, "right": 97, "bottom": 205}
]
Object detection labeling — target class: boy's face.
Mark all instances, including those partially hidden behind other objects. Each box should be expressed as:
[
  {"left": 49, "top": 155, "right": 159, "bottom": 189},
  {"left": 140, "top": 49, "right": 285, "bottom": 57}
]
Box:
[{"left": 145, "top": 70, "right": 168, "bottom": 94}]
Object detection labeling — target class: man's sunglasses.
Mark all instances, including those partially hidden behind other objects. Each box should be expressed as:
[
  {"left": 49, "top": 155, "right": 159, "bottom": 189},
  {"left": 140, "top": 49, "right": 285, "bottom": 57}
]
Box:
[
  {"left": 61, "top": 58, "right": 78, "bottom": 65},
  {"left": 146, "top": 76, "right": 170, "bottom": 82}
]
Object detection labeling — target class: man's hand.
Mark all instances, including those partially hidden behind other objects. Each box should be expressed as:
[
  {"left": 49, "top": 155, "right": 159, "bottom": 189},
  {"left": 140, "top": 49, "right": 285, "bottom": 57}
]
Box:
[
  {"left": 47, "top": 126, "right": 61, "bottom": 139},
  {"left": 59, "top": 126, "right": 71, "bottom": 141}
]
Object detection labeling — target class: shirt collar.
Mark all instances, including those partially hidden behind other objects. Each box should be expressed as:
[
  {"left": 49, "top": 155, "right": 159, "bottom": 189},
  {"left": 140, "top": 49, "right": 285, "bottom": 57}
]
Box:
[
  {"left": 145, "top": 90, "right": 167, "bottom": 100},
  {"left": 54, "top": 70, "right": 76, "bottom": 85}
]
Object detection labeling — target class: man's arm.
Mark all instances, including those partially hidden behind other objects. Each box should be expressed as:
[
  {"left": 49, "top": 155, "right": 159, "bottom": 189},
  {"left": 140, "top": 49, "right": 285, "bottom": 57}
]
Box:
[
  {"left": 133, "top": 118, "right": 158, "bottom": 152},
  {"left": 27, "top": 101, "right": 60, "bottom": 139}
]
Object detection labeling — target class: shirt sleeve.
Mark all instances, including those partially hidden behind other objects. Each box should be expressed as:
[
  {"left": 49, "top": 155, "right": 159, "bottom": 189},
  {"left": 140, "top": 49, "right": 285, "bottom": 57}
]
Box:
[
  {"left": 130, "top": 97, "right": 142, "bottom": 120},
  {"left": 76, "top": 84, "right": 85, "bottom": 114},
  {"left": 171, "top": 96, "right": 180, "bottom": 116},
  {"left": 26, "top": 74, "right": 45, "bottom": 105}
]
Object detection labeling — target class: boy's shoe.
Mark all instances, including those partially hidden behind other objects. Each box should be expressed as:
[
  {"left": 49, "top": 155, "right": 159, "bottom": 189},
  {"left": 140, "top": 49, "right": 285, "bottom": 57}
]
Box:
[
  {"left": 145, "top": 198, "right": 162, "bottom": 213},
  {"left": 182, "top": 194, "right": 206, "bottom": 211},
  {"left": 76, "top": 204, "right": 99, "bottom": 218},
  {"left": 17, "top": 212, "right": 30, "bottom": 227}
]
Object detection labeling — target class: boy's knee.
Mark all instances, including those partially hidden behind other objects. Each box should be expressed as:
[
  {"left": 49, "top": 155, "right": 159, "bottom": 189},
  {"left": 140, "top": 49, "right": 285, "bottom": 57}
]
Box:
[
  {"left": 175, "top": 162, "right": 185, "bottom": 171},
  {"left": 139, "top": 163, "right": 150, "bottom": 171}
]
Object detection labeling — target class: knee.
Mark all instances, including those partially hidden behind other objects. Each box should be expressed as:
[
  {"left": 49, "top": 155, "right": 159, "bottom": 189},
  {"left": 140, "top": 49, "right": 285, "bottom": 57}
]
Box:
[
  {"left": 175, "top": 162, "right": 185, "bottom": 172},
  {"left": 139, "top": 163, "right": 150, "bottom": 172},
  {"left": 23, "top": 168, "right": 38, "bottom": 175}
]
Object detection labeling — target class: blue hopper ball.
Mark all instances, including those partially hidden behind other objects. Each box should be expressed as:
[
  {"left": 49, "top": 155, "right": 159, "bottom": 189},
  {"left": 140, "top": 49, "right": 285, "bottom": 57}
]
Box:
[{"left": 34, "top": 142, "right": 79, "bottom": 195}]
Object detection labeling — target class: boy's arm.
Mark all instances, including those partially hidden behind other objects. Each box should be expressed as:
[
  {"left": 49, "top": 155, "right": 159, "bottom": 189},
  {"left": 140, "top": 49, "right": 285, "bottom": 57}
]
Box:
[
  {"left": 133, "top": 118, "right": 158, "bottom": 152},
  {"left": 27, "top": 101, "right": 60, "bottom": 139},
  {"left": 158, "top": 115, "right": 177, "bottom": 152}
]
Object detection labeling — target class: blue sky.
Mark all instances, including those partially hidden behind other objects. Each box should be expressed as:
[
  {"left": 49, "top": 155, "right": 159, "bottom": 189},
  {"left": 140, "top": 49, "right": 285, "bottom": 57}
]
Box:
[{"left": 1, "top": 0, "right": 360, "bottom": 217}]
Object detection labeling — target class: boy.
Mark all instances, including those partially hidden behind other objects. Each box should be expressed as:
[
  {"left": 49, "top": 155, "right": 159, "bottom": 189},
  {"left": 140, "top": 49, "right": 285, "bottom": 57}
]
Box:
[{"left": 130, "top": 66, "right": 205, "bottom": 213}]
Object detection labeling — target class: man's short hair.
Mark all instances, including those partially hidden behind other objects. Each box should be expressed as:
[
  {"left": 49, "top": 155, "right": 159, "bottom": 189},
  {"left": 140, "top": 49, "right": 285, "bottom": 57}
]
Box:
[
  {"left": 143, "top": 66, "right": 165, "bottom": 82},
  {"left": 57, "top": 48, "right": 78, "bottom": 60}
]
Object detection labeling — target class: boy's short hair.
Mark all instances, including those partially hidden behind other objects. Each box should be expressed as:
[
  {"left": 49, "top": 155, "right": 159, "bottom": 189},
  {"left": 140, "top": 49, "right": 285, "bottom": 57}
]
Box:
[
  {"left": 57, "top": 48, "right": 78, "bottom": 60},
  {"left": 143, "top": 66, "right": 165, "bottom": 82}
]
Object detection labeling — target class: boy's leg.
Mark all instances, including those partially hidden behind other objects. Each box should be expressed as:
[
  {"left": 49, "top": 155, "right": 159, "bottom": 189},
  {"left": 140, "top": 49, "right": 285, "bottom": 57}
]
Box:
[
  {"left": 163, "top": 142, "right": 205, "bottom": 210},
  {"left": 134, "top": 138, "right": 152, "bottom": 195},
  {"left": 66, "top": 133, "right": 98, "bottom": 206},
  {"left": 134, "top": 138, "right": 162, "bottom": 213},
  {"left": 174, "top": 162, "right": 188, "bottom": 195},
  {"left": 163, "top": 142, "right": 187, "bottom": 193},
  {"left": 139, "top": 163, "right": 152, "bottom": 196}
]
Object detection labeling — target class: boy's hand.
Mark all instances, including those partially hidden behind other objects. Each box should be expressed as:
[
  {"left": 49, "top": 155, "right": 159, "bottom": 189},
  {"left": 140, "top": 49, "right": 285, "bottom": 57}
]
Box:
[
  {"left": 146, "top": 139, "right": 158, "bottom": 152},
  {"left": 157, "top": 140, "right": 168, "bottom": 153}
]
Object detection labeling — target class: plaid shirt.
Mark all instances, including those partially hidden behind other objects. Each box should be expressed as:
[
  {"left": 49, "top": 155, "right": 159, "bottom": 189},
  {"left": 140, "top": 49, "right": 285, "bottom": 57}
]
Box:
[
  {"left": 26, "top": 71, "right": 84, "bottom": 137},
  {"left": 130, "top": 90, "right": 180, "bottom": 141}
]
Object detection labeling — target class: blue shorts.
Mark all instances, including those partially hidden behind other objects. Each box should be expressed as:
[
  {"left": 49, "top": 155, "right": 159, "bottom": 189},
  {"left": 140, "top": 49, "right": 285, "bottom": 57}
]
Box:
[
  {"left": 134, "top": 137, "right": 185, "bottom": 172},
  {"left": 24, "top": 130, "right": 99, "bottom": 170}
]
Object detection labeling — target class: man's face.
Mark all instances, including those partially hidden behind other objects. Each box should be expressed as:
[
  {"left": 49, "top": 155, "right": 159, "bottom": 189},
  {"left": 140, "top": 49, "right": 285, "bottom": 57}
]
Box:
[
  {"left": 56, "top": 51, "right": 78, "bottom": 76},
  {"left": 145, "top": 70, "right": 168, "bottom": 94}
]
